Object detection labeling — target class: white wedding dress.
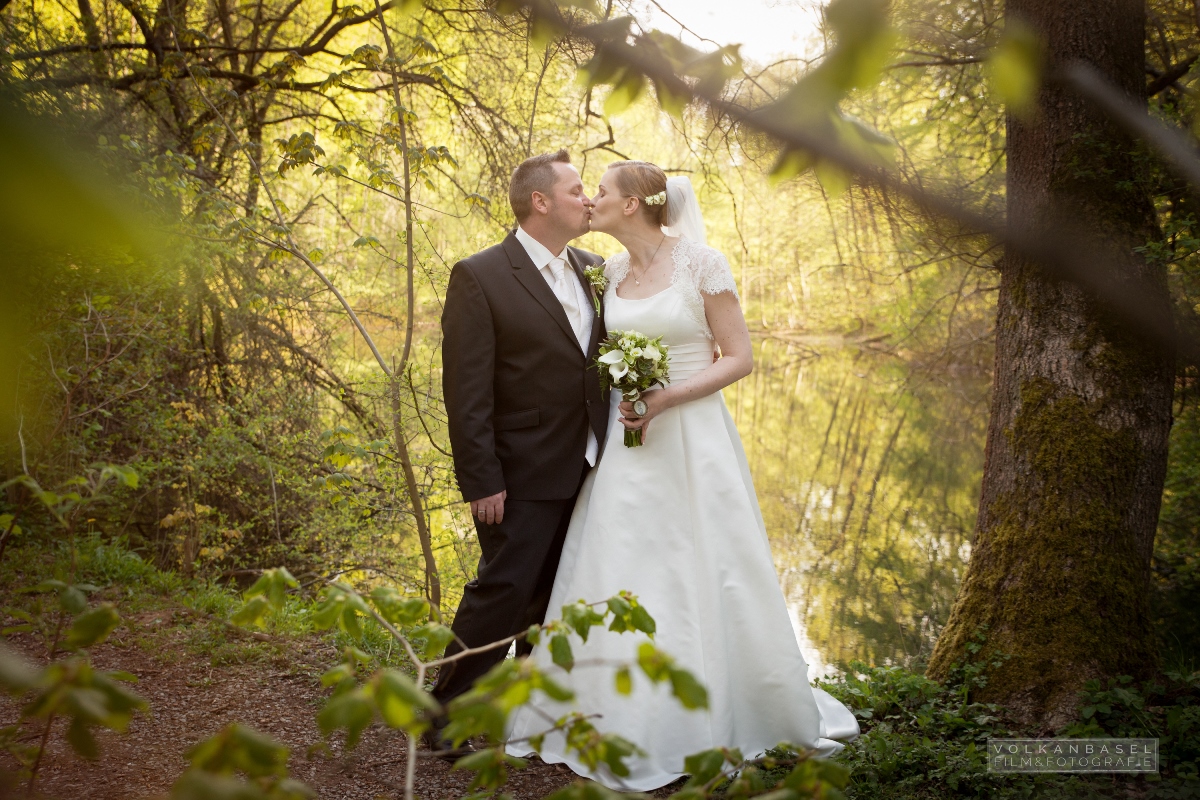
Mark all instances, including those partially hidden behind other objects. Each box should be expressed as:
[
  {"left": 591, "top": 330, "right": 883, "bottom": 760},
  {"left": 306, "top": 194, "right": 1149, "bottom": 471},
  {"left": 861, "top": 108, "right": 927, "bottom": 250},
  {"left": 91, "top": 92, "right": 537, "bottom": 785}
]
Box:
[{"left": 505, "top": 237, "right": 860, "bottom": 791}]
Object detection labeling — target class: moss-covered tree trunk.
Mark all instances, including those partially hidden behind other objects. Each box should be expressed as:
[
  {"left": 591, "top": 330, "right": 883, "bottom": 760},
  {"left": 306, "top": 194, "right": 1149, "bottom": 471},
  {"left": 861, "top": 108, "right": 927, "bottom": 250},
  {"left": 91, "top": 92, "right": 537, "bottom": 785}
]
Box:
[{"left": 926, "top": 0, "right": 1174, "bottom": 729}]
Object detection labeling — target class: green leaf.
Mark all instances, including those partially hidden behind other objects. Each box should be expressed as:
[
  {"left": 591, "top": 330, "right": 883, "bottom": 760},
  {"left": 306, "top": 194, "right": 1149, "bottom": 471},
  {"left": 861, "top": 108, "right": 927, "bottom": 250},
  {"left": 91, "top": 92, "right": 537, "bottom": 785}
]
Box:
[
  {"left": 683, "top": 748, "right": 726, "bottom": 786},
  {"left": 317, "top": 688, "right": 374, "bottom": 748},
  {"left": 66, "top": 716, "right": 99, "bottom": 759},
  {"left": 411, "top": 622, "right": 456, "bottom": 660},
  {"left": 374, "top": 669, "right": 439, "bottom": 732},
  {"left": 562, "top": 601, "right": 606, "bottom": 642},
  {"left": 987, "top": 22, "right": 1041, "bottom": 119},
  {"left": 230, "top": 595, "right": 271, "bottom": 628},
  {"left": 813, "top": 159, "right": 851, "bottom": 198},
  {"left": 668, "top": 667, "right": 709, "bottom": 710},
  {"left": 549, "top": 634, "right": 574, "bottom": 672},
  {"left": 614, "top": 666, "right": 632, "bottom": 696},
  {"left": 605, "top": 596, "right": 632, "bottom": 618},
  {"left": 65, "top": 603, "right": 120, "bottom": 649},
  {"left": 603, "top": 71, "right": 646, "bottom": 116},
  {"left": 629, "top": 604, "right": 655, "bottom": 636},
  {"left": 0, "top": 646, "right": 39, "bottom": 692},
  {"left": 369, "top": 587, "right": 429, "bottom": 626},
  {"left": 61, "top": 585, "right": 89, "bottom": 615},
  {"left": 186, "top": 723, "right": 290, "bottom": 778}
]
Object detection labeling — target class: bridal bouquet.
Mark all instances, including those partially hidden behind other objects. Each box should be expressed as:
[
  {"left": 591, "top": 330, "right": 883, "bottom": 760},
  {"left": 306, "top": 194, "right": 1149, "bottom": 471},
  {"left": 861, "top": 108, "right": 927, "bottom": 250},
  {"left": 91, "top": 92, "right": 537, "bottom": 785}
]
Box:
[{"left": 596, "top": 330, "right": 670, "bottom": 447}]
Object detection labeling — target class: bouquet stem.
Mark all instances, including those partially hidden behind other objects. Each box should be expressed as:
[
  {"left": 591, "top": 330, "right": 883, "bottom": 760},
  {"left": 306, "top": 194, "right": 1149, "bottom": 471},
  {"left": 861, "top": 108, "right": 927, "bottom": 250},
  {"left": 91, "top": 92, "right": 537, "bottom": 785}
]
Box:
[{"left": 624, "top": 427, "right": 644, "bottom": 447}]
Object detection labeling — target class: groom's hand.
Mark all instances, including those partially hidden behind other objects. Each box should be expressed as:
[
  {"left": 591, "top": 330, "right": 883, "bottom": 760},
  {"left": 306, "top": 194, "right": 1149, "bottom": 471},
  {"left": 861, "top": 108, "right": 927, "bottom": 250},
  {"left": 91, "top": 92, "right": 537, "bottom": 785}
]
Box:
[{"left": 470, "top": 490, "right": 507, "bottom": 525}]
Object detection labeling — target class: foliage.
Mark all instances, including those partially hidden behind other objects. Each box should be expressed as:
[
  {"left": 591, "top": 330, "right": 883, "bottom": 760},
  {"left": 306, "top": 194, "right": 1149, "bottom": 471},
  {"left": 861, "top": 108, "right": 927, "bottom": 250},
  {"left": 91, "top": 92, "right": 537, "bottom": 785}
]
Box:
[{"left": 821, "top": 629, "right": 1200, "bottom": 799}]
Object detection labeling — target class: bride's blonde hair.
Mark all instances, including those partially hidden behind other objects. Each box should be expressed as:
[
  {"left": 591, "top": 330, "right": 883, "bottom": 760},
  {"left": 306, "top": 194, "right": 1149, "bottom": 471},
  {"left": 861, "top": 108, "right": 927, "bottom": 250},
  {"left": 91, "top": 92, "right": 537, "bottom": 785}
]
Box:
[{"left": 606, "top": 160, "right": 669, "bottom": 226}]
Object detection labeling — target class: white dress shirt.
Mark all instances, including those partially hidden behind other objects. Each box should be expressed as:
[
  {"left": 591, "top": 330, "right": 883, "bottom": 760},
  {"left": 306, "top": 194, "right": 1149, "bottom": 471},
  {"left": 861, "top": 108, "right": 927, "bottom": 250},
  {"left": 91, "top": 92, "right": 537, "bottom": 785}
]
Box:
[{"left": 515, "top": 225, "right": 598, "bottom": 466}]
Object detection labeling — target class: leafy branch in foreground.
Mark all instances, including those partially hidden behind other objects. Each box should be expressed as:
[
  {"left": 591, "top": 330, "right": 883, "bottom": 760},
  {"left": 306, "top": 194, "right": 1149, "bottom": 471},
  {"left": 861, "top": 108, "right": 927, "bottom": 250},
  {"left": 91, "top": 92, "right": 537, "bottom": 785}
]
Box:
[
  {"left": 0, "top": 464, "right": 147, "bottom": 794},
  {"left": 230, "top": 568, "right": 847, "bottom": 800}
]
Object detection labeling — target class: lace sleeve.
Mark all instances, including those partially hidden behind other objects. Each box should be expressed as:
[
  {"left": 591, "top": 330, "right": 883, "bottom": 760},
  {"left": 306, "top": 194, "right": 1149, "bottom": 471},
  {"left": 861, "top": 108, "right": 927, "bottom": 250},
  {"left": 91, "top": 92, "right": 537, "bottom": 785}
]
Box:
[
  {"left": 670, "top": 239, "right": 740, "bottom": 340},
  {"left": 696, "top": 247, "right": 739, "bottom": 298},
  {"left": 604, "top": 252, "right": 630, "bottom": 294}
]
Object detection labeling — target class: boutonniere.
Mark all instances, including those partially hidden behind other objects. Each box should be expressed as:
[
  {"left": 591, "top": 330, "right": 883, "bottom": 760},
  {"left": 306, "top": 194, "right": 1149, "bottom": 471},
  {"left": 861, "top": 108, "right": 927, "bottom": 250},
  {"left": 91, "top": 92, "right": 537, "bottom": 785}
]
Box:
[{"left": 583, "top": 264, "right": 607, "bottom": 316}]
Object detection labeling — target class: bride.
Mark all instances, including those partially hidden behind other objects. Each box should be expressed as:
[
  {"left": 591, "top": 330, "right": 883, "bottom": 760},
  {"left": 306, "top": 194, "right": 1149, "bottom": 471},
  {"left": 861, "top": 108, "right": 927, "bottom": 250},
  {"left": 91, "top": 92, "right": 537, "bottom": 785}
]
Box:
[{"left": 504, "top": 160, "right": 860, "bottom": 790}]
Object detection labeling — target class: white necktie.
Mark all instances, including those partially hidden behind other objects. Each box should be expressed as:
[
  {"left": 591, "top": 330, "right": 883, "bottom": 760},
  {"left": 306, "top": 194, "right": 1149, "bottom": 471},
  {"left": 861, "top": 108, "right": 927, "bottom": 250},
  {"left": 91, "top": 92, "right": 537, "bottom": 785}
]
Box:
[
  {"left": 548, "top": 257, "right": 583, "bottom": 343},
  {"left": 547, "top": 256, "right": 597, "bottom": 466}
]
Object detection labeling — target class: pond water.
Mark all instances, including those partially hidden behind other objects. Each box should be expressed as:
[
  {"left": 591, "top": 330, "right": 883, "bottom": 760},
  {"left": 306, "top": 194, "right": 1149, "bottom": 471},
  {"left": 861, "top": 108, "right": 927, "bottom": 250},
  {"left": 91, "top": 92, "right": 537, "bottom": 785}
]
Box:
[{"left": 726, "top": 338, "right": 991, "bottom": 677}]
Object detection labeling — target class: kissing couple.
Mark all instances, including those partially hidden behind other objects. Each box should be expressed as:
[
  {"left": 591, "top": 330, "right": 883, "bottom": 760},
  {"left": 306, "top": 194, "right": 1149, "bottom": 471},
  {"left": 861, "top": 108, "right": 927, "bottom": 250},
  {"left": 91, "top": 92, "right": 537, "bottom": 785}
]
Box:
[{"left": 430, "top": 149, "right": 859, "bottom": 790}]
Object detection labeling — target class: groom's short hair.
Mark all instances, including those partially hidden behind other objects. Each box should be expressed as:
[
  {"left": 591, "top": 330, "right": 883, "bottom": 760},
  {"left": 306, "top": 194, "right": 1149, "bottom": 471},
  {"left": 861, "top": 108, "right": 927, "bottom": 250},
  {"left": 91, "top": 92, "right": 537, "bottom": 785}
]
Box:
[{"left": 509, "top": 149, "right": 572, "bottom": 222}]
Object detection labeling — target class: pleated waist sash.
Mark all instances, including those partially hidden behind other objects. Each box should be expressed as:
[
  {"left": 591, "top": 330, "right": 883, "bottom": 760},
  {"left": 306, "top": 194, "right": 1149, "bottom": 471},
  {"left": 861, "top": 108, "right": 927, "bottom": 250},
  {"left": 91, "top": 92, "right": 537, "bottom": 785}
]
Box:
[{"left": 664, "top": 342, "right": 717, "bottom": 383}]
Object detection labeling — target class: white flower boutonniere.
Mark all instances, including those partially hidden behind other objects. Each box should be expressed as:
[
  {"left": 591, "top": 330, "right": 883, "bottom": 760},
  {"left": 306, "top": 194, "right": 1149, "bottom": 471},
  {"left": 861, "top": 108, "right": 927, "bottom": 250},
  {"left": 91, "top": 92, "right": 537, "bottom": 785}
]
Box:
[{"left": 584, "top": 264, "right": 607, "bottom": 316}]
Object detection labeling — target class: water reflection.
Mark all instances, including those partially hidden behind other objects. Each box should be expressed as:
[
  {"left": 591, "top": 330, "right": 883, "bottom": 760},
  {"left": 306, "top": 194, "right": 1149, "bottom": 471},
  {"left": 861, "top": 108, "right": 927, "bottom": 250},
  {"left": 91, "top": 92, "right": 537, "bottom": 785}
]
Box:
[{"left": 727, "top": 338, "right": 989, "bottom": 676}]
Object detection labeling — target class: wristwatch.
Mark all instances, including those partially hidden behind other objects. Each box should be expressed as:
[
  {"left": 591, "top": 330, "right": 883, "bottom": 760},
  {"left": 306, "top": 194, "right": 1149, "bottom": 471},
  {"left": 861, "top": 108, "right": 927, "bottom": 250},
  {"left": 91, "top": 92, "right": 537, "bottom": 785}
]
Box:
[{"left": 632, "top": 399, "right": 648, "bottom": 417}]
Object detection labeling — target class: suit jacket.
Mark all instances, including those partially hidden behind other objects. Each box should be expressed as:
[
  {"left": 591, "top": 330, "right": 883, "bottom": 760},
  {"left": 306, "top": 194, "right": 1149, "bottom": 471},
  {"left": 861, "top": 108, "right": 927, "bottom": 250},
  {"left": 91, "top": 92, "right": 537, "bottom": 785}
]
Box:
[{"left": 442, "top": 231, "right": 608, "bottom": 502}]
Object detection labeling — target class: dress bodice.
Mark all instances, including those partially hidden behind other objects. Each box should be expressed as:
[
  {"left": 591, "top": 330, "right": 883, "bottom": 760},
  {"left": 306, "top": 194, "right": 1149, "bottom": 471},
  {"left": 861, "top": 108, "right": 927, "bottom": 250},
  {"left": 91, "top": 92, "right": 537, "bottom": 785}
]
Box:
[{"left": 603, "top": 237, "right": 739, "bottom": 382}]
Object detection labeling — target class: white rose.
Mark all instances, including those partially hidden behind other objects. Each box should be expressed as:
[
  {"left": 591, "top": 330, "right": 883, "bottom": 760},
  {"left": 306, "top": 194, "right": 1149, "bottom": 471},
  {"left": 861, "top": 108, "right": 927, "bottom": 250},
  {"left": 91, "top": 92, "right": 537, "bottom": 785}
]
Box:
[
  {"left": 627, "top": 347, "right": 643, "bottom": 360},
  {"left": 642, "top": 345, "right": 661, "bottom": 362}
]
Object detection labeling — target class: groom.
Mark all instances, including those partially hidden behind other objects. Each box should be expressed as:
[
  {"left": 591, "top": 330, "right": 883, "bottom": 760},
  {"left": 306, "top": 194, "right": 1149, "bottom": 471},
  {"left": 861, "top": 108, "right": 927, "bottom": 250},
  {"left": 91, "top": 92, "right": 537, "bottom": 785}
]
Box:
[{"left": 429, "top": 149, "right": 609, "bottom": 753}]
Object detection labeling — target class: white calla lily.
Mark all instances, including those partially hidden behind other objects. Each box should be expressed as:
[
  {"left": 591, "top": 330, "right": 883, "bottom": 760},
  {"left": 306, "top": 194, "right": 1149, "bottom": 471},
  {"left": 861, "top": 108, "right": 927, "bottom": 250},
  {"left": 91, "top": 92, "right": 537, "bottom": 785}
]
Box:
[
  {"left": 608, "top": 362, "right": 629, "bottom": 381},
  {"left": 598, "top": 350, "right": 626, "bottom": 365}
]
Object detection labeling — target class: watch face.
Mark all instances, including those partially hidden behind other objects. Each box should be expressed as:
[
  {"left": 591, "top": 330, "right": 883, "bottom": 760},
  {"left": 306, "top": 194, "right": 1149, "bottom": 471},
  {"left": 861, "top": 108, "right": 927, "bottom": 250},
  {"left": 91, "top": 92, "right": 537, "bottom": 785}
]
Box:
[{"left": 633, "top": 399, "right": 648, "bottom": 416}]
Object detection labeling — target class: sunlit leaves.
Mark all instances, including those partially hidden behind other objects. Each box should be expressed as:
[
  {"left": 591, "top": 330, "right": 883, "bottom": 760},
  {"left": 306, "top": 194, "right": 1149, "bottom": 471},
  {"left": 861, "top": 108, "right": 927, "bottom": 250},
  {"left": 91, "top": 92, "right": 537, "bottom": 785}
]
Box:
[
  {"left": 987, "top": 22, "right": 1042, "bottom": 120},
  {"left": 275, "top": 132, "right": 325, "bottom": 175},
  {"left": 313, "top": 583, "right": 374, "bottom": 639},
  {"left": 369, "top": 586, "right": 429, "bottom": 626},
  {"left": 752, "top": 0, "right": 898, "bottom": 191},
  {"left": 636, "top": 642, "right": 709, "bottom": 709},
  {"left": 342, "top": 43, "right": 383, "bottom": 69},
  {"left": 576, "top": 19, "right": 742, "bottom": 120}
]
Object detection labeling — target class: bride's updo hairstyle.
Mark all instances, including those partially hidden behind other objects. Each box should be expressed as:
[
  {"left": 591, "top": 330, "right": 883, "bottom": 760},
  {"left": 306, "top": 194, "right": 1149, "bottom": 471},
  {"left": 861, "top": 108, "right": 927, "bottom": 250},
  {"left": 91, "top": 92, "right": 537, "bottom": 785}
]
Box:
[{"left": 607, "top": 160, "right": 671, "bottom": 226}]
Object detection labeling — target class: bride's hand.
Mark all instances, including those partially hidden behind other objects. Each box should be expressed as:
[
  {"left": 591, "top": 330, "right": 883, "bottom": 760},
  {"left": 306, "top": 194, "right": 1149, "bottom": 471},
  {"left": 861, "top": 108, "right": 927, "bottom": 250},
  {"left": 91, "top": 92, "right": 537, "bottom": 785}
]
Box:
[{"left": 619, "top": 388, "right": 671, "bottom": 439}]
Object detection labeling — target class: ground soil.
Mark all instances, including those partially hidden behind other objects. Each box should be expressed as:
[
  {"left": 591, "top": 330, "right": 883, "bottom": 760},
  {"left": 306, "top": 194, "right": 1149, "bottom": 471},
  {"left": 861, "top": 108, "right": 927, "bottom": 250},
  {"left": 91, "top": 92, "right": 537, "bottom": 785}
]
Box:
[{"left": 0, "top": 603, "right": 668, "bottom": 800}]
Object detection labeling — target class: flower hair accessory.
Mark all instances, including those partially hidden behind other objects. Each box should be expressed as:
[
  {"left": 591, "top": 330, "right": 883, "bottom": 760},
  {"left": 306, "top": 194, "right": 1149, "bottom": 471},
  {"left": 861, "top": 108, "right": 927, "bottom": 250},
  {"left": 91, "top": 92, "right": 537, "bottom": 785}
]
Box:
[{"left": 643, "top": 190, "right": 667, "bottom": 206}]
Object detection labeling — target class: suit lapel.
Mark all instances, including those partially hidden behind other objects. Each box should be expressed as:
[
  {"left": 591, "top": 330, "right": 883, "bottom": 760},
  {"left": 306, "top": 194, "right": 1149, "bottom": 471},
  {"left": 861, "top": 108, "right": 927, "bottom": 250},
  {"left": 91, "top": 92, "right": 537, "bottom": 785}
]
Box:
[{"left": 503, "top": 234, "right": 582, "bottom": 351}]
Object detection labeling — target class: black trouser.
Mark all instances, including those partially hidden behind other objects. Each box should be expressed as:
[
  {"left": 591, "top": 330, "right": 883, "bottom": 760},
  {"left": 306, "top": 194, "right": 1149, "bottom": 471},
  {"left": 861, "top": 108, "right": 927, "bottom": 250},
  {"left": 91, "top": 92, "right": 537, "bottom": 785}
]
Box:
[{"left": 432, "top": 464, "right": 587, "bottom": 709}]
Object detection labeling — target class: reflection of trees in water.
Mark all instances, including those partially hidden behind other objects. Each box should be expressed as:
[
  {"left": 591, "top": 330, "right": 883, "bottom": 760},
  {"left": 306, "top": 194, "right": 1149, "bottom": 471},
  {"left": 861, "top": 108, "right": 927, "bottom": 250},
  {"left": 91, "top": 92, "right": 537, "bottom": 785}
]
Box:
[{"left": 729, "top": 338, "right": 988, "bottom": 672}]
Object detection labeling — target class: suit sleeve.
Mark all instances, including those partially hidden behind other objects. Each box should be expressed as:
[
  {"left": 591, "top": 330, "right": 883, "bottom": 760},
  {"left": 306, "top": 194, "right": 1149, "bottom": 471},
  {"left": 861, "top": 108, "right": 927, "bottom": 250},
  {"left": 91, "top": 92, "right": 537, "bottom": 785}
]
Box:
[{"left": 442, "top": 261, "right": 504, "bottom": 502}]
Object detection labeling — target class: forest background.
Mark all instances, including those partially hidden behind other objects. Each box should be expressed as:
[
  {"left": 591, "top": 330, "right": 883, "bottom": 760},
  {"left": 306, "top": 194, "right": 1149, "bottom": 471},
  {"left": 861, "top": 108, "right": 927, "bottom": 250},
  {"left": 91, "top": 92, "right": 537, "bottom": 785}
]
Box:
[{"left": 2, "top": 0, "right": 1200, "bottom": 796}]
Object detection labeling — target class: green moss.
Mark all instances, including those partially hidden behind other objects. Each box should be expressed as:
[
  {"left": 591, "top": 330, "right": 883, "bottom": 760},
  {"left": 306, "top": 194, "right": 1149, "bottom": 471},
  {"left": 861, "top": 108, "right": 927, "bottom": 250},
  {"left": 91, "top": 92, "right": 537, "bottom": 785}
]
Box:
[{"left": 930, "top": 378, "right": 1156, "bottom": 720}]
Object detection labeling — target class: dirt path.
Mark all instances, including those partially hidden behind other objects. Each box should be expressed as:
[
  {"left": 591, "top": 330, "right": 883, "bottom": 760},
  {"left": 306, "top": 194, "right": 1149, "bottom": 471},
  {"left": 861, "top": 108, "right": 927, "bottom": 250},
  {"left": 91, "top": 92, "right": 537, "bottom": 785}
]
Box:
[{"left": 0, "top": 607, "right": 598, "bottom": 800}]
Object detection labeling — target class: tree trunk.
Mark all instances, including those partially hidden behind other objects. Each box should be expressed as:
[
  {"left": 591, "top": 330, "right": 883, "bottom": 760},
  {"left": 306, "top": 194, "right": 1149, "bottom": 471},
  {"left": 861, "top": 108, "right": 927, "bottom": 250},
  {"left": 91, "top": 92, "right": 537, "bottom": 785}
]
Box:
[{"left": 926, "top": 0, "right": 1174, "bottom": 730}]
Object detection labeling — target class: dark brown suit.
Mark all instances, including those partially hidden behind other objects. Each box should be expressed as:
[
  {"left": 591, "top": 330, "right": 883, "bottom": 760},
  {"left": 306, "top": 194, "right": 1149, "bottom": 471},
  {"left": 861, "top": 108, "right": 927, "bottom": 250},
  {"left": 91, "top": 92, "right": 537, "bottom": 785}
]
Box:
[{"left": 434, "top": 231, "right": 607, "bottom": 705}]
